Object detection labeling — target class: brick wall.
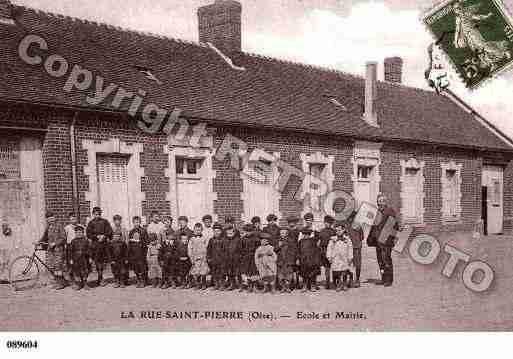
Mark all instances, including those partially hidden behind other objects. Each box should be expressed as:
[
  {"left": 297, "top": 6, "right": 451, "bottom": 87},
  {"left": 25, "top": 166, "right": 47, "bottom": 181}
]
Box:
[
  {"left": 381, "top": 142, "right": 482, "bottom": 234},
  {"left": 74, "top": 111, "right": 170, "bottom": 221},
  {"left": 2, "top": 100, "right": 512, "bottom": 234}
]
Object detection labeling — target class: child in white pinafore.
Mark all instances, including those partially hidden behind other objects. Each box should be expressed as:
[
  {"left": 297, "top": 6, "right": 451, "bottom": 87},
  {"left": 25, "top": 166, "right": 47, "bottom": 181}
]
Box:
[
  {"left": 187, "top": 223, "right": 210, "bottom": 289},
  {"left": 327, "top": 221, "right": 354, "bottom": 292}
]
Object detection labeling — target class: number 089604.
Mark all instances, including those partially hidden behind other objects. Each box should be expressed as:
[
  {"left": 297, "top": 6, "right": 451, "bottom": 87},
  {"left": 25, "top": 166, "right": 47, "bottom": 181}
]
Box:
[{"left": 6, "top": 340, "right": 39, "bottom": 349}]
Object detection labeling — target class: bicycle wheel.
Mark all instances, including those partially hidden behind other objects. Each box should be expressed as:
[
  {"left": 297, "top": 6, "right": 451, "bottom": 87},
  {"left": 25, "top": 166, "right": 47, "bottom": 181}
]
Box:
[{"left": 9, "top": 255, "right": 40, "bottom": 291}]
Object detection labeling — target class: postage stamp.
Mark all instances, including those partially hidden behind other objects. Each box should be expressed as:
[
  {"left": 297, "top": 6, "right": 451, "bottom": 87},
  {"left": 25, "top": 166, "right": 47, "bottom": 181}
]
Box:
[{"left": 422, "top": 0, "right": 513, "bottom": 89}]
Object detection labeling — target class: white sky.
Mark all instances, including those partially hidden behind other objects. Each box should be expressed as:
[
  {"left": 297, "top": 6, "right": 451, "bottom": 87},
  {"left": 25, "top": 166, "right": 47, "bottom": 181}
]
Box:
[{"left": 13, "top": 0, "right": 513, "bottom": 138}]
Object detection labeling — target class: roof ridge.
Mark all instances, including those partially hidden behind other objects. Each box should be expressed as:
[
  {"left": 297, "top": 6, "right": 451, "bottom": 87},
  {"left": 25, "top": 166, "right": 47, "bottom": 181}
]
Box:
[
  {"left": 242, "top": 50, "right": 442, "bottom": 96},
  {"left": 16, "top": 4, "right": 208, "bottom": 48},
  {"left": 241, "top": 50, "right": 363, "bottom": 80}
]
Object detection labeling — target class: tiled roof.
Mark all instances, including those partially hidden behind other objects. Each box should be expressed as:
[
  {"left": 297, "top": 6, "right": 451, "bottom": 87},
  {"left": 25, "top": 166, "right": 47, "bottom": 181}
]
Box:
[{"left": 0, "top": 5, "right": 512, "bottom": 151}]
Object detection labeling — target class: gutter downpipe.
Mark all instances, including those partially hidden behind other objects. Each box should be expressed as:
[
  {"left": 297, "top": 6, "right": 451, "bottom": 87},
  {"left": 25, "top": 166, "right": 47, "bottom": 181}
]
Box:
[{"left": 70, "top": 112, "right": 80, "bottom": 222}]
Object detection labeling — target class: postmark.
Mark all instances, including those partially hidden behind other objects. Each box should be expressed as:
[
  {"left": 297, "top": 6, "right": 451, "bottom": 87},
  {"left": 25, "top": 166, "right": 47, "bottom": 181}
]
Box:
[{"left": 422, "top": 0, "right": 513, "bottom": 89}]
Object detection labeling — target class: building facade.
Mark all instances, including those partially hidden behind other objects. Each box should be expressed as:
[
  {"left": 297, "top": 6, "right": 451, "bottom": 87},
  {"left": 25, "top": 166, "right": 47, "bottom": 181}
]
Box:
[{"left": 1, "top": 0, "right": 513, "bottom": 277}]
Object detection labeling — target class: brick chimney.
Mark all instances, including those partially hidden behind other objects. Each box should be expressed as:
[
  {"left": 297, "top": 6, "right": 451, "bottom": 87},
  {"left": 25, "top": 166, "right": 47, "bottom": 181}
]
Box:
[
  {"left": 198, "top": 0, "right": 242, "bottom": 54},
  {"left": 363, "top": 62, "right": 379, "bottom": 127},
  {"left": 0, "top": 0, "right": 15, "bottom": 25},
  {"left": 384, "top": 56, "right": 403, "bottom": 83}
]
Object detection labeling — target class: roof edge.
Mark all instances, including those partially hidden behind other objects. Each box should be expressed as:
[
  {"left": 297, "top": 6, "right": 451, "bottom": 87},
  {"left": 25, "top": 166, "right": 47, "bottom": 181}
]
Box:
[
  {"left": 2, "top": 97, "right": 513, "bottom": 154},
  {"left": 442, "top": 88, "right": 513, "bottom": 150}
]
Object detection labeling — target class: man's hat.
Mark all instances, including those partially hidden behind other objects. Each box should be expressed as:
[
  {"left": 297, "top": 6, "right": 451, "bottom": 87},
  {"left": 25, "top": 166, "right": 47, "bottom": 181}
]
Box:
[
  {"left": 92, "top": 206, "right": 102, "bottom": 214},
  {"left": 74, "top": 224, "right": 84, "bottom": 231},
  {"left": 266, "top": 214, "right": 277, "bottom": 222},
  {"left": 178, "top": 215, "right": 188, "bottom": 222},
  {"left": 202, "top": 214, "right": 213, "bottom": 221},
  {"left": 303, "top": 212, "right": 314, "bottom": 220},
  {"left": 212, "top": 222, "right": 223, "bottom": 230},
  {"left": 251, "top": 216, "right": 261, "bottom": 224},
  {"left": 324, "top": 215, "right": 335, "bottom": 224}
]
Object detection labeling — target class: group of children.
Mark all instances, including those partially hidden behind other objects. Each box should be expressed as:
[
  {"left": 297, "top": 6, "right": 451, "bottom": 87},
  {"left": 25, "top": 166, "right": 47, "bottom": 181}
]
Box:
[{"left": 42, "top": 207, "right": 364, "bottom": 293}]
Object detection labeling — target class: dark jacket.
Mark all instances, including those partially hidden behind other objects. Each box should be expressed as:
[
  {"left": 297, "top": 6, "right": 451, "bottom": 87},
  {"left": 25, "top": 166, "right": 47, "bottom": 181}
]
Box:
[
  {"left": 288, "top": 227, "right": 300, "bottom": 242},
  {"left": 109, "top": 239, "right": 128, "bottom": 263},
  {"left": 318, "top": 227, "right": 336, "bottom": 255},
  {"left": 158, "top": 241, "right": 175, "bottom": 265},
  {"left": 128, "top": 226, "right": 148, "bottom": 261},
  {"left": 40, "top": 223, "right": 66, "bottom": 252},
  {"left": 173, "top": 240, "right": 191, "bottom": 276},
  {"left": 224, "top": 234, "right": 242, "bottom": 266},
  {"left": 70, "top": 236, "right": 91, "bottom": 261},
  {"left": 276, "top": 236, "right": 298, "bottom": 273},
  {"left": 176, "top": 227, "right": 194, "bottom": 238},
  {"left": 239, "top": 232, "right": 260, "bottom": 276},
  {"left": 263, "top": 223, "right": 280, "bottom": 248},
  {"left": 207, "top": 236, "right": 226, "bottom": 268},
  {"left": 298, "top": 230, "right": 321, "bottom": 268},
  {"left": 86, "top": 217, "right": 113, "bottom": 242},
  {"left": 368, "top": 206, "right": 399, "bottom": 247}
]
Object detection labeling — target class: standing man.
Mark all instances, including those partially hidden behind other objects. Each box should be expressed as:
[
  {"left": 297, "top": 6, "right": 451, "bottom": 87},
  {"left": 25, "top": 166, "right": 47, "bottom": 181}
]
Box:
[
  {"left": 39, "top": 211, "right": 67, "bottom": 290},
  {"left": 86, "top": 206, "right": 113, "bottom": 287},
  {"left": 368, "top": 194, "right": 399, "bottom": 287}
]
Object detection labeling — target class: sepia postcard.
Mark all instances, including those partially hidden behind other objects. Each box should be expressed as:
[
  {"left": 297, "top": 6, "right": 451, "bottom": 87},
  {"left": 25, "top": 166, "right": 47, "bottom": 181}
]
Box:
[{"left": 1, "top": 0, "right": 513, "bottom": 343}]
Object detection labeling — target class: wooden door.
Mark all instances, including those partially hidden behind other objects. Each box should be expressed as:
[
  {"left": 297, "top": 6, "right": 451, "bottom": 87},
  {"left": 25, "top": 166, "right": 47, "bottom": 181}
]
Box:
[
  {"left": 97, "top": 154, "right": 130, "bottom": 228},
  {"left": 0, "top": 137, "right": 44, "bottom": 280},
  {"left": 482, "top": 166, "right": 503, "bottom": 234}
]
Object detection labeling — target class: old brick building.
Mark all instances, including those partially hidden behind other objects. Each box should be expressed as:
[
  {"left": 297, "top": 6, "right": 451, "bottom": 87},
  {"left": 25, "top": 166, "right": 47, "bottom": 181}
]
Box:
[{"left": 1, "top": 0, "right": 512, "bottom": 272}]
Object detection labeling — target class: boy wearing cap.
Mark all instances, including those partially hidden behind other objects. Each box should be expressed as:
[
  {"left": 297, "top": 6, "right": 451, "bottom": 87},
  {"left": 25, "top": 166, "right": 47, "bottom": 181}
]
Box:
[
  {"left": 287, "top": 216, "right": 301, "bottom": 289},
  {"left": 255, "top": 233, "right": 277, "bottom": 293},
  {"left": 251, "top": 216, "right": 262, "bottom": 232},
  {"left": 207, "top": 223, "right": 226, "bottom": 290},
  {"left": 69, "top": 225, "right": 92, "bottom": 290},
  {"left": 263, "top": 214, "right": 280, "bottom": 249},
  {"left": 188, "top": 223, "right": 209, "bottom": 290},
  {"left": 177, "top": 216, "right": 194, "bottom": 238},
  {"left": 328, "top": 222, "right": 354, "bottom": 291},
  {"left": 224, "top": 225, "right": 242, "bottom": 290},
  {"left": 109, "top": 224, "right": 128, "bottom": 288},
  {"left": 159, "top": 231, "right": 176, "bottom": 289},
  {"left": 112, "top": 215, "right": 129, "bottom": 285},
  {"left": 39, "top": 212, "right": 67, "bottom": 290},
  {"left": 174, "top": 231, "right": 192, "bottom": 288},
  {"left": 239, "top": 223, "right": 260, "bottom": 292},
  {"left": 299, "top": 213, "right": 321, "bottom": 292},
  {"left": 64, "top": 212, "right": 78, "bottom": 283},
  {"left": 319, "top": 215, "right": 336, "bottom": 289},
  {"left": 276, "top": 227, "right": 297, "bottom": 293},
  {"left": 86, "top": 206, "right": 113, "bottom": 287},
  {"left": 128, "top": 216, "right": 148, "bottom": 288}
]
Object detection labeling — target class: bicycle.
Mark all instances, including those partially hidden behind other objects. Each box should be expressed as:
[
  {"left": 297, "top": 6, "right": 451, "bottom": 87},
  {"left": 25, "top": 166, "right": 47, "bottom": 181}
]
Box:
[{"left": 8, "top": 243, "right": 58, "bottom": 291}]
